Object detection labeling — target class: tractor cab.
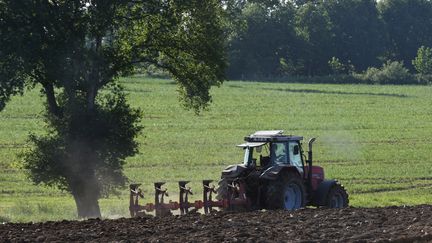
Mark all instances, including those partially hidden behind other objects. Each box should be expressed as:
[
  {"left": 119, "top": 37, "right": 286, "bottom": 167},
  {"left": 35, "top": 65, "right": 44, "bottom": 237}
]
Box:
[{"left": 238, "top": 130, "right": 305, "bottom": 172}]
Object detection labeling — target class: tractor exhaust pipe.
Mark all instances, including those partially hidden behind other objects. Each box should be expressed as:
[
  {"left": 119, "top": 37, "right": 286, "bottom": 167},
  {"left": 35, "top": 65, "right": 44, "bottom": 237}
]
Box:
[{"left": 307, "top": 138, "right": 317, "bottom": 187}]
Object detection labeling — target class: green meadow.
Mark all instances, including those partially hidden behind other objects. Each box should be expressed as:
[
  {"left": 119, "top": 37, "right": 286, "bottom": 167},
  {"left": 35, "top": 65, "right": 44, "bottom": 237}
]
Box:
[{"left": 1, "top": 76, "right": 432, "bottom": 222}]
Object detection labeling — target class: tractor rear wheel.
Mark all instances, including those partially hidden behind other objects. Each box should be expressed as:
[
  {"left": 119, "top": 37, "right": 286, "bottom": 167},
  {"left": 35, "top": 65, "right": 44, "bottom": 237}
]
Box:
[
  {"left": 216, "top": 178, "right": 229, "bottom": 201},
  {"left": 216, "top": 178, "right": 249, "bottom": 211},
  {"left": 266, "top": 172, "right": 306, "bottom": 210},
  {"left": 325, "top": 183, "right": 349, "bottom": 208}
]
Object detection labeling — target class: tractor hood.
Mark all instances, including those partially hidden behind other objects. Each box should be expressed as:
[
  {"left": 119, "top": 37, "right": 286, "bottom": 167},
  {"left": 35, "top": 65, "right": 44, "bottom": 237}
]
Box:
[
  {"left": 260, "top": 164, "right": 302, "bottom": 180},
  {"left": 222, "top": 164, "right": 249, "bottom": 178}
]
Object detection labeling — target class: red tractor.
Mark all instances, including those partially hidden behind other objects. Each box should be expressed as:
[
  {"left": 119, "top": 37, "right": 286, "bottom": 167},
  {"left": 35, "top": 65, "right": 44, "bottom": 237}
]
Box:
[
  {"left": 129, "top": 130, "right": 348, "bottom": 217},
  {"left": 216, "top": 130, "right": 348, "bottom": 210}
]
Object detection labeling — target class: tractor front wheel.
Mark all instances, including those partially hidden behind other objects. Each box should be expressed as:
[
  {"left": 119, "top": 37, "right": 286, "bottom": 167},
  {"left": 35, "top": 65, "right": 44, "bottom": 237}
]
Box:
[
  {"left": 325, "top": 183, "right": 349, "bottom": 208},
  {"left": 266, "top": 172, "right": 306, "bottom": 210}
]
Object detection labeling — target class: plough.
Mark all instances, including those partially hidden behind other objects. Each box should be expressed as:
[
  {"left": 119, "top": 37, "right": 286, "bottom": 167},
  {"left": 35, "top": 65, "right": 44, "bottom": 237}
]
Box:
[{"left": 129, "top": 180, "right": 248, "bottom": 217}]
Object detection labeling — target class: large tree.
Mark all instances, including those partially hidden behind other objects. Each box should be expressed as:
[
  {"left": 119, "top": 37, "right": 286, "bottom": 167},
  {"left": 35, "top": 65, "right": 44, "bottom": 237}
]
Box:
[
  {"left": 0, "top": 0, "right": 226, "bottom": 218},
  {"left": 295, "top": 2, "right": 333, "bottom": 76},
  {"left": 226, "top": 1, "right": 298, "bottom": 79},
  {"left": 323, "top": 0, "right": 384, "bottom": 71},
  {"left": 378, "top": 0, "right": 432, "bottom": 70}
]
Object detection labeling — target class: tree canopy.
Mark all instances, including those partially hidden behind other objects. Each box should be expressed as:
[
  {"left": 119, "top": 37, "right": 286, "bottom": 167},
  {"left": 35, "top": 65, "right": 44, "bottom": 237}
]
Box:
[
  {"left": 0, "top": 0, "right": 226, "bottom": 218},
  {"left": 0, "top": 0, "right": 226, "bottom": 112}
]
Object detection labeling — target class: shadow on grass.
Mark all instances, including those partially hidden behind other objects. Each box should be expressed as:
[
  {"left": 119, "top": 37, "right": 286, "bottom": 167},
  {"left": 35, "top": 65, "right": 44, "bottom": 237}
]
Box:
[
  {"left": 123, "top": 88, "right": 152, "bottom": 93},
  {"left": 226, "top": 84, "right": 245, "bottom": 89},
  {"left": 265, "top": 88, "right": 411, "bottom": 98}
]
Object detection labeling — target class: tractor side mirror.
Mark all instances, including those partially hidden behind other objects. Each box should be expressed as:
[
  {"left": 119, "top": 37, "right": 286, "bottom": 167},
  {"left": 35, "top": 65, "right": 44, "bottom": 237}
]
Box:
[{"left": 293, "top": 145, "right": 299, "bottom": 155}]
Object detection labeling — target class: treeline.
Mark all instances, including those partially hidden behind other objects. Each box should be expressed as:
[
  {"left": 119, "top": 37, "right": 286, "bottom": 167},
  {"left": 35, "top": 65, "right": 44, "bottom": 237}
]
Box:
[{"left": 224, "top": 0, "right": 432, "bottom": 83}]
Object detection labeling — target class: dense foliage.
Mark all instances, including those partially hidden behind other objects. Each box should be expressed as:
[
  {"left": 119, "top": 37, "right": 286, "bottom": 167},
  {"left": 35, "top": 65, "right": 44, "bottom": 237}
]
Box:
[
  {"left": 225, "top": 0, "right": 432, "bottom": 81},
  {"left": 413, "top": 46, "right": 432, "bottom": 75},
  {"left": 361, "top": 61, "right": 414, "bottom": 85}
]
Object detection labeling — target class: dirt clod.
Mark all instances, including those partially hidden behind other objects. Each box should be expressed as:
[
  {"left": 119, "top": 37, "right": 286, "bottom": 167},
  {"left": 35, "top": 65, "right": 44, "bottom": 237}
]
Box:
[{"left": 1, "top": 205, "right": 432, "bottom": 242}]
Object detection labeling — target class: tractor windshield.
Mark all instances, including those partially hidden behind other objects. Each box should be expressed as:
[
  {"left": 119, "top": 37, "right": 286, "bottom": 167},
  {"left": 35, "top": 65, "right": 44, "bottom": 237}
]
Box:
[
  {"left": 243, "top": 147, "right": 252, "bottom": 166},
  {"left": 270, "top": 142, "right": 288, "bottom": 165},
  {"left": 269, "top": 141, "right": 304, "bottom": 171},
  {"left": 238, "top": 142, "right": 269, "bottom": 167}
]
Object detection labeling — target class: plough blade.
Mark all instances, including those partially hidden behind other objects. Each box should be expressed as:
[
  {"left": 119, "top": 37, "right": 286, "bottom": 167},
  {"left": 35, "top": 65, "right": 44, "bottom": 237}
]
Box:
[{"left": 129, "top": 180, "right": 249, "bottom": 217}]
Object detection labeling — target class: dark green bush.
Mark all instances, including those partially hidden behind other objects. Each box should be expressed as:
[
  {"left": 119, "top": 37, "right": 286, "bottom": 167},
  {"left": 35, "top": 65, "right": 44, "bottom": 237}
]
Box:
[
  {"left": 360, "top": 61, "right": 415, "bottom": 84},
  {"left": 415, "top": 74, "right": 432, "bottom": 84},
  {"left": 231, "top": 60, "right": 430, "bottom": 85}
]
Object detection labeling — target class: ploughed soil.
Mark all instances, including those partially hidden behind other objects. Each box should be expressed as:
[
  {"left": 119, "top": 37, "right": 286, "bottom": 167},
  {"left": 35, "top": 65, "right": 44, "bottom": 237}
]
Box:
[{"left": 1, "top": 205, "right": 432, "bottom": 242}]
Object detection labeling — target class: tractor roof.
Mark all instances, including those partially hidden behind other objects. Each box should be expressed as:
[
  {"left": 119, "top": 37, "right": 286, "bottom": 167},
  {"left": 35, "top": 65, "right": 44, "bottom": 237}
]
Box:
[{"left": 244, "top": 130, "right": 303, "bottom": 143}]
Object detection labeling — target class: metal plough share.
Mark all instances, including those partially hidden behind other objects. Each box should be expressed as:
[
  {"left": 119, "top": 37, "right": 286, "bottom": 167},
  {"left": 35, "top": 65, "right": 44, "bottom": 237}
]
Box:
[{"left": 129, "top": 180, "right": 248, "bottom": 217}]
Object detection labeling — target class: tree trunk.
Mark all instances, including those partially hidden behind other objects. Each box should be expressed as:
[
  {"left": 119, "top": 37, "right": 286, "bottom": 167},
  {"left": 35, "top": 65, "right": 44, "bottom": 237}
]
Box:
[
  {"left": 73, "top": 191, "right": 101, "bottom": 219},
  {"left": 69, "top": 176, "right": 102, "bottom": 219},
  {"left": 42, "top": 82, "right": 62, "bottom": 118}
]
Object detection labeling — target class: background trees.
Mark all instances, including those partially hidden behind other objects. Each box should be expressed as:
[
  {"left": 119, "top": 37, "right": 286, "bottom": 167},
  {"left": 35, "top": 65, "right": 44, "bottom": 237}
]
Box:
[
  {"left": 323, "top": 0, "right": 384, "bottom": 71},
  {"left": 0, "top": 0, "right": 226, "bottom": 218},
  {"left": 378, "top": 0, "right": 432, "bottom": 70},
  {"left": 295, "top": 2, "right": 333, "bottom": 76},
  {"left": 226, "top": 1, "right": 298, "bottom": 79},
  {"left": 225, "top": 0, "right": 432, "bottom": 80}
]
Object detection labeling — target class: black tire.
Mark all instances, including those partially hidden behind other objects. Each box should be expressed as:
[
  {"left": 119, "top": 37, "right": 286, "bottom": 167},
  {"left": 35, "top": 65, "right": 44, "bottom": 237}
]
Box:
[
  {"left": 266, "top": 172, "right": 306, "bottom": 210},
  {"left": 325, "top": 183, "right": 349, "bottom": 208},
  {"left": 216, "top": 178, "right": 229, "bottom": 201},
  {"left": 215, "top": 178, "right": 248, "bottom": 211}
]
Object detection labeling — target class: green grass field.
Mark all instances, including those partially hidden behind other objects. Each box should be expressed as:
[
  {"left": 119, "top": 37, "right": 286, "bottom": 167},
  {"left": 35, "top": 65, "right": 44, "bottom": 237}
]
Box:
[{"left": 1, "top": 76, "right": 432, "bottom": 222}]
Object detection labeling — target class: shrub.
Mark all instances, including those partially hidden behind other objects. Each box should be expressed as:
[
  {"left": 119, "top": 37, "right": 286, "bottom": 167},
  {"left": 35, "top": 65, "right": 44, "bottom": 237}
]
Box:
[
  {"left": 412, "top": 46, "right": 432, "bottom": 75},
  {"left": 265, "top": 74, "right": 368, "bottom": 84},
  {"left": 361, "top": 60, "right": 415, "bottom": 84},
  {"left": 328, "top": 57, "right": 355, "bottom": 75},
  {"left": 415, "top": 74, "right": 432, "bottom": 84},
  {"left": 328, "top": 57, "right": 345, "bottom": 74}
]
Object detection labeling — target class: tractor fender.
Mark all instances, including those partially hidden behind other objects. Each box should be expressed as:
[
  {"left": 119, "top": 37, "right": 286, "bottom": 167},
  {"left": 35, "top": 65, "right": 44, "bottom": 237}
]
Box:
[
  {"left": 259, "top": 165, "right": 301, "bottom": 180},
  {"left": 221, "top": 164, "right": 248, "bottom": 178},
  {"left": 314, "top": 179, "right": 337, "bottom": 206}
]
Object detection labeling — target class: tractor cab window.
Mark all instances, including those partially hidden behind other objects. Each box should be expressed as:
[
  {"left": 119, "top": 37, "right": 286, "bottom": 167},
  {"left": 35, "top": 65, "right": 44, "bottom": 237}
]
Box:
[
  {"left": 243, "top": 143, "right": 270, "bottom": 167},
  {"left": 270, "top": 142, "right": 288, "bottom": 165},
  {"left": 255, "top": 144, "right": 270, "bottom": 167},
  {"left": 270, "top": 142, "right": 303, "bottom": 169},
  {"left": 289, "top": 142, "right": 303, "bottom": 171},
  {"left": 243, "top": 147, "right": 252, "bottom": 166}
]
